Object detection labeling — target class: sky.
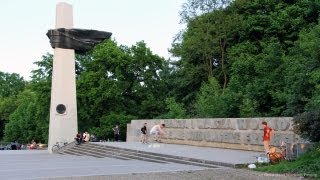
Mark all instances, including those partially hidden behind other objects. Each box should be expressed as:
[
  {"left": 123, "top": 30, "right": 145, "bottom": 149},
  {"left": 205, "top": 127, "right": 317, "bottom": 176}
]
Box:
[{"left": 0, "top": 0, "right": 185, "bottom": 80}]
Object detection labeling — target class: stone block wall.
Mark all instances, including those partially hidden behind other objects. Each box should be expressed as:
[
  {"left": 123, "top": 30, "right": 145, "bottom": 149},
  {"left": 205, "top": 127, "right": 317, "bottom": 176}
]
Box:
[{"left": 126, "top": 117, "right": 304, "bottom": 151}]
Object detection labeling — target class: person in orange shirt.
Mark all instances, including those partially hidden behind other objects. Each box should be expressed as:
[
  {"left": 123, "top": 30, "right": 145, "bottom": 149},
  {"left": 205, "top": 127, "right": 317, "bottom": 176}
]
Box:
[{"left": 262, "top": 121, "right": 272, "bottom": 154}]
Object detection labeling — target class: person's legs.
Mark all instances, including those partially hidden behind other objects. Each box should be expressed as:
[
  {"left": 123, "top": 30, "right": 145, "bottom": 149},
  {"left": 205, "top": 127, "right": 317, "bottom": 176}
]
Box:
[
  {"left": 141, "top": 134, "right": 147, "bottom": 143},
  {"left": 264, "top": 140, "right": 270, "bottom": 154},
  {"left": 145, "top": 134, "right": 148, "bottom": 143},
  {"left": 150, "top": 130, "right": 157, "bottom": 142},
  {"left": 155, "top": 131, "right": 162, "bottom": 142},
  {"left": 114, "top": 134, "right": 119, "bottom": 141}
]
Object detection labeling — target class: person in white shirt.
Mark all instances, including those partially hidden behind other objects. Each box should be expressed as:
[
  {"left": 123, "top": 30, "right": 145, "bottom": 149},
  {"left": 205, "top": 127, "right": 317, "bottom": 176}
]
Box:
[{"left": 149, "top": 124, "right": 165, "bottom": 142}]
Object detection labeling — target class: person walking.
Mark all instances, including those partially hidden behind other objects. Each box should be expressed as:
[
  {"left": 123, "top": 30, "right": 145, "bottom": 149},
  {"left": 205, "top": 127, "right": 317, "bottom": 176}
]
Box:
[
  {"left": 112, "top": 125, "right": 120, "bottom": 141},
  {"left": 141, "top": 122, "right": 148, "bottom": 144}
]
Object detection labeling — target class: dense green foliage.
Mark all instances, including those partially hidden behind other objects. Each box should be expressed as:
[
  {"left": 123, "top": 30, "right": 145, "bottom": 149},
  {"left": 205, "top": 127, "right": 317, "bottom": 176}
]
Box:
[
  {"left": 293, "top": 110, "right": 320, "bottom": 142},
  {"left": 0, "top": 72, "right": 26, "bottom": 140},
  {"left": 1, "top": 0, "right": 320, "bottom": 144}
]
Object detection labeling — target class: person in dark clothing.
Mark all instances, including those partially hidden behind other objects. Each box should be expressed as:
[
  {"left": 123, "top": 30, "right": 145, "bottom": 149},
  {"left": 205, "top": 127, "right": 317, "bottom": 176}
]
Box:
[
  {"left": 74, "top": 132, "right": 82, "bottom": 145},
  {"left": 112, "top": 125, "right": 120, "bottom": 141},
  {"left": 141, "top": 122, "right": 148, "bottom": 144}
]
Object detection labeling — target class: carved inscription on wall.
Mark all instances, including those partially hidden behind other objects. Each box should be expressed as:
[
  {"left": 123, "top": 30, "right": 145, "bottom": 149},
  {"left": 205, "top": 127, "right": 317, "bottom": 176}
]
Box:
[{"left": 127, "top": 117, "right": 302, "bottom": 150}]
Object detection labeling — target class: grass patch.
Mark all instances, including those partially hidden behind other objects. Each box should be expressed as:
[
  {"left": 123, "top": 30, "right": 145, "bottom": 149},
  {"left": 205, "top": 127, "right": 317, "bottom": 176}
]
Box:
[{"left": 255, "top": 144, "right": 320, "bottom": 178}]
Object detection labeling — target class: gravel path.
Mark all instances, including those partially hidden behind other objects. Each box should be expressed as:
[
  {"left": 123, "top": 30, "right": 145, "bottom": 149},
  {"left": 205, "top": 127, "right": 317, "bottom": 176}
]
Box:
[{"left": 45, "top": 168, "right": 301, "bottom": 180}]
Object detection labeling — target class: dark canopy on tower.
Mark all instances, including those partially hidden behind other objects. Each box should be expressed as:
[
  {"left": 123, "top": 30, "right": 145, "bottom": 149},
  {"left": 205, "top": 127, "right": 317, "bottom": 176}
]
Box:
[{"left": 46, "top": 28, "right": 112, "bottom": 54}]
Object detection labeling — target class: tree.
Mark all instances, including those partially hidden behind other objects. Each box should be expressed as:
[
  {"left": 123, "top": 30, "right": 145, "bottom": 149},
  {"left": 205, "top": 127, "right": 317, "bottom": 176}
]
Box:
[
  {"left": 157, "top": 97, "right": 187, "bottom": 119},
  {"left": 0, "top": 72, "right": 25, "bottom": 98},
  {"left": 76, "top": 40, "right": 168, "bottom": 139},
  {"left": 179, "top": 0, "right": 233, "bottom": 24},
  {"left": 3, "top": 90, "right": 38, "bottom": 143},
  {"left": 0, "top": 96, "right": 17, "bottom": 140},
  {"left": 90, "top": 112, "right": 135, "bottom": 141},
  {"left": 0, "top": 72, "right": 25, "bottom": 140},
  {"left": 195, "top": 77, "right": 238, "bottom": 117},
  {"left": 170, "top": 0, "right": 320, "bottom": 118}
]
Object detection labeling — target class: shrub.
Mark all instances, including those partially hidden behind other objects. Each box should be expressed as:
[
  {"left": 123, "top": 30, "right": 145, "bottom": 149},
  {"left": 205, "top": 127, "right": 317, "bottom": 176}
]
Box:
[{"left": 292, "top": 110, "right": 320, "bottom": 142}]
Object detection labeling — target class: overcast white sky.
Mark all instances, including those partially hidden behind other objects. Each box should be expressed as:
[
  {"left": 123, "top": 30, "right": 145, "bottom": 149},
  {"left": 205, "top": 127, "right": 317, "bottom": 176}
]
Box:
[{"left": 0, "top": 0, "right": 185, "bottom": 80}]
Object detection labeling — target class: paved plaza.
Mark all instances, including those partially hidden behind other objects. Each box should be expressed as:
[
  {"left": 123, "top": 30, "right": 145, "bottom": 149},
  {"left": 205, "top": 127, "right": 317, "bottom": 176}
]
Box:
[
  {"left": 0, "top": 150, "right": 206, "bottom": 180},
  {"left": 0, "top": 143, "right": 300, "bottom": 180}
]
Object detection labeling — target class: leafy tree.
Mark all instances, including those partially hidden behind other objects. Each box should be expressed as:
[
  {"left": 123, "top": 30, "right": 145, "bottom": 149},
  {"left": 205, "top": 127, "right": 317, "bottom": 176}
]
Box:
[
  {"left": 90, "top": 112, "right": 135, "bottom": 141},
  {"left": 239, "top": 98, "right": 260, "bottom": 117},
  {"left": 179, "top": 0, "right": 233, "bottom": 24},
  {"left": 3, "top": 90, "right": 38, "bottom": 143},
  {"left": 170, "top": 0, "right": 235, "bottom": 108},
  {"left": 195, "top": 77, "right": 238, "bottom": 117},
  {"left": 279, "top": 24, "right": 320, "bottom": 115},
  {"left": 157, "top": 97, "right": 187, "bottom": 119},
  {"left": 30, "top": 53, "right": 53, "bottom": 81},
  {"left": 0, "top": 72, "right": 25, "bottom": 140},
  {"left": 0, "top": 72, "right": 25, "bottom": 98},
  {"left": 170, "top": 0, "right": 320, "bottom": 118},
  {"left": 0, "top": 96, "right": 18, "bottom": 140},
  {"left": 77, "top": 40, "right": 168, "bottom": 139}
]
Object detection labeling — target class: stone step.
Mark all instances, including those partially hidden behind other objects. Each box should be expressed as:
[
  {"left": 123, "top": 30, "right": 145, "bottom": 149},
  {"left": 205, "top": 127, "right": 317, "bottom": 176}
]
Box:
[
  {"left": 71, "top": 145, "right": 136, "bottom": 160},
  {"left": 57, "top": 142, "right": 220, "bottom": 168},
  {"left": 78, "top": 143, "right": 219, "bottom": 168},
  {"left": 71, "top": 144, "right": 168, "bottom": 164},
  {"left": 64, "top": 147, "right": 105, "bottom": 158}
]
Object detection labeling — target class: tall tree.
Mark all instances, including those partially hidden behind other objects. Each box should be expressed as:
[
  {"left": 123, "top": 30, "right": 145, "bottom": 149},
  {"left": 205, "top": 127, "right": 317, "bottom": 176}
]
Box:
[
  {"left": 76, "top": 40, "right": 168, "bottom": 138},
  {"left": 0, "top": 72, "right": 25, "bottom": 98},
  {"left": 0, "top": 72, "right": 25, "bottom": 140}
]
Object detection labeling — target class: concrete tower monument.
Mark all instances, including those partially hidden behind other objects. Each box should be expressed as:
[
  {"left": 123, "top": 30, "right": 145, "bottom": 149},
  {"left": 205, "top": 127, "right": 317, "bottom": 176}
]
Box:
[
  {"left": 48, "top": 3, "right": 77, "bottom": 152},
  {"left": 47, "top": 3, "right": 111, "bottom": 152}
]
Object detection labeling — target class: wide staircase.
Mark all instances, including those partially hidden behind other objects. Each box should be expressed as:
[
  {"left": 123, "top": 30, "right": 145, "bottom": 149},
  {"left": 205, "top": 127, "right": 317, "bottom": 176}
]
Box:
[{"left": 56, "top": 142, "right": 221, "bottom": 168}]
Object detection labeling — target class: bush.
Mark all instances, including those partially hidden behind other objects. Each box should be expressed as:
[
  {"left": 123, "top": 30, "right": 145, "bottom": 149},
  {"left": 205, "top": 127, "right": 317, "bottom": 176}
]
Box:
[{"left": 292, "top": 110, "right": 320, "bottom": 142}]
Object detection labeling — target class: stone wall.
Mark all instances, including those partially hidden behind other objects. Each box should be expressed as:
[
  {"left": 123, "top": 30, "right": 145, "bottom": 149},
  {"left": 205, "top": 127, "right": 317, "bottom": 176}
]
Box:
[{"left": 126, "top": 117, "right": 304, "bottom": 151}]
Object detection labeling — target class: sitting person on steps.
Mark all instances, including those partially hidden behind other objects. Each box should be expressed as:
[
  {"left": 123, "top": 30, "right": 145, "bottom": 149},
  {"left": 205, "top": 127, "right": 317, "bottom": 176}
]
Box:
[
  {"left": 84, "top": 131, "right": 90, "bottom": 142},
  {"left": 29, "top": 140, "right": 37, "bottom": 149},
  {"left": 74, "top": 132, "right": 82, "bottom": 145}
]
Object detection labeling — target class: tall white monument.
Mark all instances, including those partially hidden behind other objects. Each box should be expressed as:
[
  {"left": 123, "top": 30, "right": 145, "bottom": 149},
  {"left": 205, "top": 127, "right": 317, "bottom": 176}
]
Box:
[
  {"left": 48, "top": 2, "right": 77, "bottom": 152},
  {"left": 47, "top": 3, "right": 111, "bottom": 153}
]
